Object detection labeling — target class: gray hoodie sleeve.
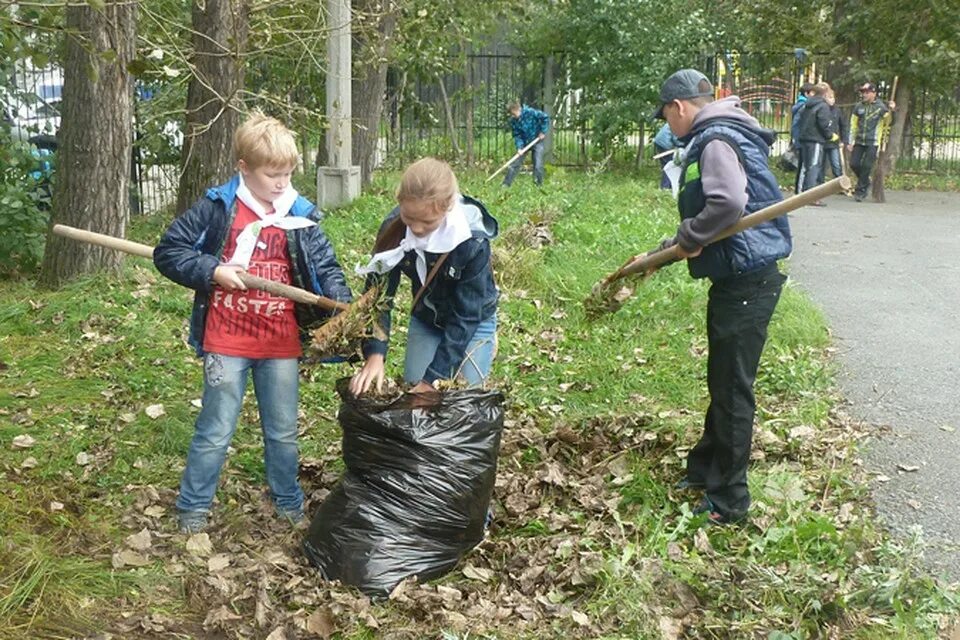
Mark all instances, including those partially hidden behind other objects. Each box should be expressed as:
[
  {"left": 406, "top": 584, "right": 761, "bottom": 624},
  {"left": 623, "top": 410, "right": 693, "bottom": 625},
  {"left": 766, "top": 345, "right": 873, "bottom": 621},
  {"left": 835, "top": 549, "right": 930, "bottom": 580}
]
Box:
[{"left": 676, "top": 139, "right": 748, "bottom": 252}]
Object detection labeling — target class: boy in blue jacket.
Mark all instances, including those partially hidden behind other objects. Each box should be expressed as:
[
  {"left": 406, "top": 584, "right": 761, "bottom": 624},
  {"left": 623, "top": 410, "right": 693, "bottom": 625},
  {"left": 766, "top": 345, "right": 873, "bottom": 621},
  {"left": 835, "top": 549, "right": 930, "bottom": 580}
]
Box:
[
  {"left": 154, "top": 114, "right": 352, "bottom": 533},
  {"left": 503, "top": 101, "right": 549, "bottom": 187}
]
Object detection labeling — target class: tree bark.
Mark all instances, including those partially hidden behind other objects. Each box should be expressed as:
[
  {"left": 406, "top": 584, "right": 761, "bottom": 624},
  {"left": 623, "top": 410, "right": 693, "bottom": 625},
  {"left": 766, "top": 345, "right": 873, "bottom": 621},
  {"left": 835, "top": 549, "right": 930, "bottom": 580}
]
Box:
[
  {"left": 352, "top": 0, "right": 396, "bottom": 187},
  {"left": 39, "top": 1, "right": 136, "bottom": 287},
  {"left": 176, "top": 0, "right": 249, "bottom": 213},
  {"left": 887, "top": 80, "right": 910, "bottom": 173},
  {"left": 437, "top": 73, "right": 462, "bottom": 159}
]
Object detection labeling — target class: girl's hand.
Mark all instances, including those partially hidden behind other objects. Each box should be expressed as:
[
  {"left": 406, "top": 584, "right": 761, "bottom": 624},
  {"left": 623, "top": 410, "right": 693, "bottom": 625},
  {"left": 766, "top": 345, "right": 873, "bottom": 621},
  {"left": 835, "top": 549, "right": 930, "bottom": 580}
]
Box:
[
  {"left": 213, "top": 265, "right": 247, "bottom": 291},
  {"left": 350, "top": 354, "right": 385, "bottom": 395}
]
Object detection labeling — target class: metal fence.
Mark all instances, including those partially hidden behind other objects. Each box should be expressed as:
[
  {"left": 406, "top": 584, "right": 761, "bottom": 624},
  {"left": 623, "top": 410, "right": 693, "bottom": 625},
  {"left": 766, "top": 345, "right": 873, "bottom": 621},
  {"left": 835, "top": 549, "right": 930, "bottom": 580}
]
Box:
[{"left": 383, "top": 53, "right": 643, "bottom": 168}]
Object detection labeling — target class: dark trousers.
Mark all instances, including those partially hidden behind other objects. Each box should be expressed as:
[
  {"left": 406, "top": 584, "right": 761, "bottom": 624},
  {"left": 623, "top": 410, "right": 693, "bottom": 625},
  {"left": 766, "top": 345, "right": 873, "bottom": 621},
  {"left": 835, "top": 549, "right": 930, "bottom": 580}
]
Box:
[
  {"left": 686, "top": 264, "right": 786, "bottom": 520},
  {"left": 850, "top": 144, "right": 878, "bottom": 198},
  {"left": 503, "top": 140, "right": 545, "bottom": 186},
  {"left": 798, "top": 142, "right": 823, "bottom": 193}
]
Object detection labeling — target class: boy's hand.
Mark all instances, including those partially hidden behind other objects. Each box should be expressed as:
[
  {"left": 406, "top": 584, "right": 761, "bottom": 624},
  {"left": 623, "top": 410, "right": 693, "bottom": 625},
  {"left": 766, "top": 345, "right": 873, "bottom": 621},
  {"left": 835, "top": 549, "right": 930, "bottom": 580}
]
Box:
[
  {"left": 537, "top": 132, "right": 546, "bottom": 141},
  {"left": 350, "top": 354, "right": 385, "bottom": 395},
  {"left": 675, "top": 244, "right": 703, "bottom": 259},
  {"left": 213, "top": 265, "right": 247, "bottom": 291},
  {"left": 409, "top": 381, "right": 440, "bottom": 408}
]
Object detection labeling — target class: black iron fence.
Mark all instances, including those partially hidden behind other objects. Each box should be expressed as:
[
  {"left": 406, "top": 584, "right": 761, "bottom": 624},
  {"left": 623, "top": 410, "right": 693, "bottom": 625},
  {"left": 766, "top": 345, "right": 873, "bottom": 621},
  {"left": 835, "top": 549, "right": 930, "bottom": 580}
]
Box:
[{"left": 4, "top": 51, "right": 960, "bottom": 217}]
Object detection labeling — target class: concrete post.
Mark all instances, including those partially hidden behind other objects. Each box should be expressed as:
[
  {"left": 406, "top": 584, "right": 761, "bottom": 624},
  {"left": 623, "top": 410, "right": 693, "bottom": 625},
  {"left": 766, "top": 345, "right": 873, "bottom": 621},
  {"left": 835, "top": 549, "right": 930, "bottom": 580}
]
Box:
[{"left": 317, "top": 0, "right": 361, "bottom": 208}]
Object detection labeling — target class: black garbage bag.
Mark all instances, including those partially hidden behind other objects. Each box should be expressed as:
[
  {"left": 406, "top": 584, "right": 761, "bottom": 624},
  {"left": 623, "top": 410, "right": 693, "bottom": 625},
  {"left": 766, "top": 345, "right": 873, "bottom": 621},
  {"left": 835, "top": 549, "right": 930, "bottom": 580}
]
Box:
[
  {"left": 778, "top": 146, "right": 800, "bottom": 173},
  {"left": 303, "top": 379, "right": 505, "bottom": 596}
]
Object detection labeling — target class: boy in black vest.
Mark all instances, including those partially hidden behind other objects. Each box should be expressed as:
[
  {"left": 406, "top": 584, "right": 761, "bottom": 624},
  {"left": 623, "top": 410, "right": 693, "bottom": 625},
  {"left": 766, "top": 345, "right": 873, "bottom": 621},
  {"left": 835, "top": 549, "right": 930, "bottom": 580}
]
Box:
[{"left": 654, "top": 69, "right": 792, "bottom": 525}]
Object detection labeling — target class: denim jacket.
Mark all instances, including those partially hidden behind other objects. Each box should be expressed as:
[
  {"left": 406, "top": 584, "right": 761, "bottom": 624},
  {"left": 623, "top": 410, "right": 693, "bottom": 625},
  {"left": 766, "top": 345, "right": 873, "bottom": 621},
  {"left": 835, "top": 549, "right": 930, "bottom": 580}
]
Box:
[
  {"left": 361, "top": 195, "right": 499, "bottom": 383},
  {"left": 510, "top": 105, "right": 550, "bottom": 149},
  {"left": 153, "top": 175, "right": 352, "bottom": 356}
]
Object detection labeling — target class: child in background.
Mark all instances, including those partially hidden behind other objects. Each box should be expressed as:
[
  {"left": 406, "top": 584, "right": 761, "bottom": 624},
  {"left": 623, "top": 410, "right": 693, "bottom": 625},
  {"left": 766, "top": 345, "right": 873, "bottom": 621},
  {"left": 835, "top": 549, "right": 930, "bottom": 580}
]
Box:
[
  {"left": 350, "top": 157, "right": 498, "bottom": 395},
  {"left": 154, "top": 114, "right": 352, "bottom": 533}
]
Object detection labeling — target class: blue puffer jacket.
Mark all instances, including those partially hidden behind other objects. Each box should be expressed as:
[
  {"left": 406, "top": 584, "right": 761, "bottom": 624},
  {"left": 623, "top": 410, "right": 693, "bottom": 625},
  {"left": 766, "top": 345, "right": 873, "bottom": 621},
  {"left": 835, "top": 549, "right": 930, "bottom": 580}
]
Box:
[
  {"left": 153, "top": 175, "right": 352, "bottom": 355},
  {"left": 679, "top": 118, "right": 792, "bottom": 281},
  {"left": 510, "top": 105, "right": 550, "bottom": 148},
  {"left": 361, "top": 195, "right": 499, "bottom": 384}
]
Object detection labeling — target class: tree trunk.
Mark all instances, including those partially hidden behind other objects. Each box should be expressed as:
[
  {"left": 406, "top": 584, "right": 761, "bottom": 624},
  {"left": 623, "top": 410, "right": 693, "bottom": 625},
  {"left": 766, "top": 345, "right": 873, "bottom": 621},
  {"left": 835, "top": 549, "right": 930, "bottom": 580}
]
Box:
[
  {"left": 887, "top": 79, "right": 910, "bottom": 173},
  {"left": 437, "top": 73, "right": 462, "bottom": 159},
  {"left": 176, "top": 0, "right": 249, "bottom": 213},
  {"left": 464, "top": 48, "right": 474, "bottom": 166},
  {"left": 352, "top": 0, "right": 396, "bottom": 187},
  {"left": 39, "top": 1, "right": 136, "bottom": 287}
]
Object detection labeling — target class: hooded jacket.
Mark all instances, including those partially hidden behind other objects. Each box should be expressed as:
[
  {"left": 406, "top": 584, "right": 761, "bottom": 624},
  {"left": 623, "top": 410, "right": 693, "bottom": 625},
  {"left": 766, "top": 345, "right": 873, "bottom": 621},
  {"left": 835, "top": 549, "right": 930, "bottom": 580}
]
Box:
[
  {"left": 361, "top": 195, "right": 499, "bottom": 384},
  {"left": 509, "top": 105, "right": 550, "bottom": 149},
  {"left": 797, "top": 96, "right": 835, "bottom": 145},
  {"left": 674, "top": 96, "right": 792, "bottom": 281},
  {"left": 154, "top": 175, "right": 352, "bottom": 356}
]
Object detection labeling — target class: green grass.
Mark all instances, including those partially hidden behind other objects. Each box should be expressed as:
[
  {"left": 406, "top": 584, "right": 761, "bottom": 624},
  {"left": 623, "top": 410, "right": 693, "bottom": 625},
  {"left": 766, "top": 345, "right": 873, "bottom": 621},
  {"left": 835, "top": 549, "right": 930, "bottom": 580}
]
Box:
[{"left": 1, "top": 167, "right": 957, "bottom": 639}]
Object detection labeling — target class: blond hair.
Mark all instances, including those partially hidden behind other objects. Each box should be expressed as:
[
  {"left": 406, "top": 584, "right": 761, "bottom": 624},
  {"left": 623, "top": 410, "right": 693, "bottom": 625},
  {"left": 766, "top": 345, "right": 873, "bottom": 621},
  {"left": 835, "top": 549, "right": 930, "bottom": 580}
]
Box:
[
  {"left": 233, "top": 113, "right": 300, "bottom": 169},
  {"left": 395, "top": 157, "right": 458, "bottom": 211},
  {"left": 812, "top": 82, "right": 831, "bottom": 97},
  {"left": 373, "top": 158, "right": 459, "bottom": 253}
]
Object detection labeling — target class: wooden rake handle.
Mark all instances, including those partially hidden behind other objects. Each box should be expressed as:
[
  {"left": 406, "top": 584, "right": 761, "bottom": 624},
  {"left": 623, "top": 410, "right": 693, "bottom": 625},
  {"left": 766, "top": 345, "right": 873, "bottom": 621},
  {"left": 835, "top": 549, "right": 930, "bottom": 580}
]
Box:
[
  {"left": 51, "top": 224, "right": 349, "bottom": 312},
  {"left": 486, "top": 137, "right": 541, "bottom": 183},
  {"left": 599, "top": 175, "right": 852, "bottom": 286}
]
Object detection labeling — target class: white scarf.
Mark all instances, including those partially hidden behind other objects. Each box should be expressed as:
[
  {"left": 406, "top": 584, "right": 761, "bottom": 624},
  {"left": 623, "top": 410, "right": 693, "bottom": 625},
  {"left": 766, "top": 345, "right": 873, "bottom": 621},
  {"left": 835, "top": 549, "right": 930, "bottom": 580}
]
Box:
[
  {"left": 357, "top": 195, "right": 473, "bottom": 283},
  {"left": 222, "top": 174, "right": 315, "bottom": 268}
]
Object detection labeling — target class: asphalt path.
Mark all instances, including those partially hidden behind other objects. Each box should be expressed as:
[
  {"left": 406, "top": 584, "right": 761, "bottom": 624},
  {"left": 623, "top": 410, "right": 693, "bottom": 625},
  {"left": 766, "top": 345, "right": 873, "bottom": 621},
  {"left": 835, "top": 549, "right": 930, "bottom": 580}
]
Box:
[{"left": 787, "top": 189, "right": 960, "bottom": 583}]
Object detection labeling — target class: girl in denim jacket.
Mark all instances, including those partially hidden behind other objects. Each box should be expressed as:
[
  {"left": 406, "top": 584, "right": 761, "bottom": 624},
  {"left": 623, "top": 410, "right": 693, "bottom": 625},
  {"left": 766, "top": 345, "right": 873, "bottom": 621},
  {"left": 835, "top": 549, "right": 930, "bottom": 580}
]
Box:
[{"left": 350, "top": 158, "right": 499, "bottom": 395}]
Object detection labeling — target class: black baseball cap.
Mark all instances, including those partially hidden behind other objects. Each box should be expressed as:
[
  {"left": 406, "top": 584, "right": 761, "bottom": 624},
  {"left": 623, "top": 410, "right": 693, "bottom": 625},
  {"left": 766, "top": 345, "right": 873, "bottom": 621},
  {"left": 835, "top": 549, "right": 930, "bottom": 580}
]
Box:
[
  {"left": 858, "top": 82, "right": 877, "bottom": 93},
  {"left": 654, "top": 69, "right": 714, "bottom": 119}
]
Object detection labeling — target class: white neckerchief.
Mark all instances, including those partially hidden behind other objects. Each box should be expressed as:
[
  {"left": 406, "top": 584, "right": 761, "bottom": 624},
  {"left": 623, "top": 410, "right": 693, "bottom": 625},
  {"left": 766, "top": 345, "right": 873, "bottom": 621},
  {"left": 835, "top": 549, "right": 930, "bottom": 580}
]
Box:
[
  {"left": 222, "top": 174, "right": 314, "bottom": 268},
  {"left": 357, "top": 195, "right": 473, "bottom": 283}
]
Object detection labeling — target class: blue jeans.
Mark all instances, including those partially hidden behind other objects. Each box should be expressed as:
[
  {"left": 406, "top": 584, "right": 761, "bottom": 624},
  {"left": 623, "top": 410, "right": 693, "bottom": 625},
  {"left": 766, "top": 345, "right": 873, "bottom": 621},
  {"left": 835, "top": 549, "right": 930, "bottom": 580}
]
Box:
[
  {"left": 176, "top": 353, "right": 304, "bottom": 515},
  {"left": 820, "top": 146, "right": 842, "bottom": 181},
  {"left": 403, "top": 315, "right": 497, "bottom": 385},
  {"left": 503, "top": 140, "right": 545, "bottom": 186}
]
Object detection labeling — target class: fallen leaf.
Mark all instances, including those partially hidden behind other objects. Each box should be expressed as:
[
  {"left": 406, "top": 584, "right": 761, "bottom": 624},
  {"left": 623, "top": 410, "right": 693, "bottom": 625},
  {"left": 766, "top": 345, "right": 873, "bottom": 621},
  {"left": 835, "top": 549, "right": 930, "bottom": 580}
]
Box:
[
  {"left": 305, "top": 607, "right": 335, "bottom": 638},
  {"left": 49, "top": 501, "right": 64, "bottom": 512},
  {"left": 875, "top": 474, "right": 891, "bottom": 483},
  {"left": 144, "top": 505, "right": 166, "bottom": 518},
  {"left": 939, "top": 425, "right": 955, "bottom": 433},
  {"left": 436, "top": 585, "right": 462, "bottom": 602},
  {"left": 125, "top": 528, "right": 152, "bottom": 551},
  {"left": 21, "top": 457, "right": 38, "bottom": 469},
  {"left": 186, "top": 532, "right": 213, "bottom": 556},
  {"left": 112, "top": 549, "right": 150, "bottom": 568},
  {"left": 659, "top": 615, "right": 683, "bottom": 640},
  {"left": 203, "top": 605, "right": 241, "bottom": 628},
  {"left": 145, "top": 404, "right": 165, "bottom": 419},
  {"left": 789, "top": 424, "right": 816, "bottom": 440},
  {"left": 265, "top": 627, "right": 287, "bottom": 640},
  {"left": 190, "top": 398, "right": 203, "bottom": 408},
  {"left": 12, "top": 434, "right": 36, "bottom": 449},
  {"left": 571, "top": 610, "right": 589, "bottom": 626},
  {"left": 897, "top": 463, "right": 920, "bottom": 473},
  {"left": 462, "top": 564, "right": 494, "bottom": 582},
  {"left": 119, "top": 413, "right": 136, "bottom": 424},
  {"left": 907, "top": 499, "right": 921, "bottom": 510},
  {"left": 208, "top": 553, "right": 231, "bottom": 573},
  {"left": 75, "top": 452, "right": 92, "bottom": 466}
]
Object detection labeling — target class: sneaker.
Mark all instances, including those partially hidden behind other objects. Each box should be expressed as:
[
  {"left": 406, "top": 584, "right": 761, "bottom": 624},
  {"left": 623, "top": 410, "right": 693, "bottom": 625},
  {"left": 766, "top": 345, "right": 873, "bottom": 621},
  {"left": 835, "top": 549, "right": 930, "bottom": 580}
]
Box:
[
  {"left": 854, "top": 194, "right": 864, "bottom": 202},
  {"left": 674, "top": 477, "right": 705, "bottom": 491},
  {"left": 277, "top": 507, "right": 305, "bottom": 526},
  {"left": 692, "top": 497, "right": 744, "bottom": 526},
  {"left": 178, "top": 511, "right": 208, "bottom": 534}
]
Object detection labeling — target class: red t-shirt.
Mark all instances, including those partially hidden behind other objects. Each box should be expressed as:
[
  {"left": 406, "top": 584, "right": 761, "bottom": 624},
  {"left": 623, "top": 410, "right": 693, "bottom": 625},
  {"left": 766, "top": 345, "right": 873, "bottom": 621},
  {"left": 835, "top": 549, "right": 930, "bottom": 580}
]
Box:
[{"left": 203, "top": 201, "right": 302, "bottom": 358}]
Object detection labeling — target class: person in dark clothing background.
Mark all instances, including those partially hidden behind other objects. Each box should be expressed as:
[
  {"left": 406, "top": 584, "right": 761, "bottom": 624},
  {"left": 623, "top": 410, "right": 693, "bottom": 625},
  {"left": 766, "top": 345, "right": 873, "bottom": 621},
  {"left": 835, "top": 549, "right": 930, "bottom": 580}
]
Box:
[
  {"left": 790, "top": 83, "right": 815, "bottom": 194},
  {"left": 819, "top": 88, "right": 847, "bottom": 183},
  {"left": 796, "top": 82, "right": 835, "bottom": 205},
  {"left": 847, "top": 82, "right": 895, "bottom": 202}
]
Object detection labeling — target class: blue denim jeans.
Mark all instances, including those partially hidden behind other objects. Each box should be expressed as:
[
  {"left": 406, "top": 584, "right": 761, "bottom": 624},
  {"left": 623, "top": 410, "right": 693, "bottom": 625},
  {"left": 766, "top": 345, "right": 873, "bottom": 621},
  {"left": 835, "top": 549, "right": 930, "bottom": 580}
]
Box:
[
  {"left": 176, "top": 353, "right": 304, "bottom": 515},
  {"left": 403, "top": 315, "right": 497, "bottom": 385},
  {"left": 503, "top": 140, "right": 545, "bottom": 186}
]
